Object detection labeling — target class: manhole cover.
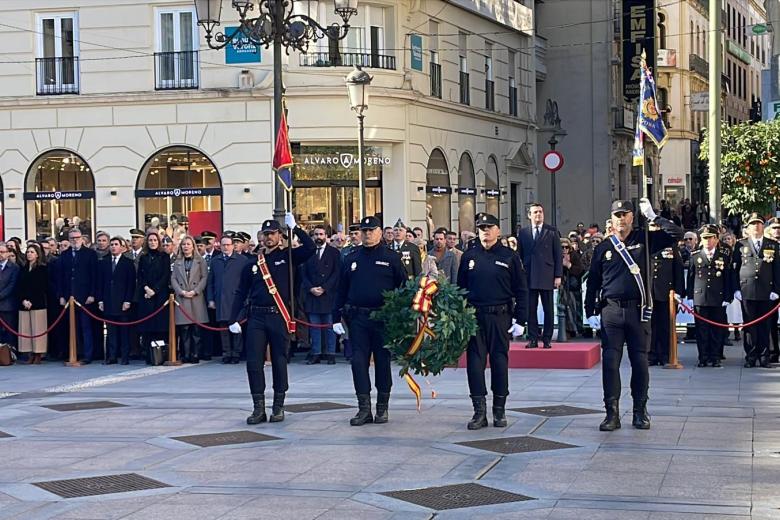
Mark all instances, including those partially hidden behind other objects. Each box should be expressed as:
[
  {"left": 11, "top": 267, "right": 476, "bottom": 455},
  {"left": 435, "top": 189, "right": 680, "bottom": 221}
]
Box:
[
  {"left": 42, "top": 401, "right": 127, "bottom": 412},
  {"left": 381, "top": 483, "right": 533, "bottom": 510},
  {"left": 456, "top": 435, "right": 578, "bottom": 454},
  {"left": 171, "top": 430, "right": 281, "bottom": 447},
  {"left": 33, "top": 473, "right": 170, "bottom": 498},
  {"left": 285, "top": 402, "right": 354, "bottom": 413},
  {"left": 510, "top": 405, "right": 601, "bottom": 417},
  {"left": 0, "top": 431, "right": 12, "bottom": 438}
]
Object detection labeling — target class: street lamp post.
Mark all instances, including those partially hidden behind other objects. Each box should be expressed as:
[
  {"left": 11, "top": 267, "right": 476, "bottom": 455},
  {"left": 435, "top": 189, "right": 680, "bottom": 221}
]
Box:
[
  {"left": 345, "top": 66, "right": 372, "bottom": 218},
  {"left": 193, "top": 0, "right": 358, "bottom": 223}
]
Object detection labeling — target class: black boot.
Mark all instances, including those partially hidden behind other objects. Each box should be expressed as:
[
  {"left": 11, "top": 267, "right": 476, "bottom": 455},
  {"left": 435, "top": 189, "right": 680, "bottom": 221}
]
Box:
[
  {"left": 467, "top": 396, "right": 488, "bottom": 430},
  {"left": 599, "top": 399, "right": 621, "bottom": 431},
  {"left": 269, "top": 392, "right": 285, "bottom": 422},
  {"left": 492, "top": 395, "right": 508, "bottom": 427},
  {"left": 246, "top": 394, "right": 267, "bottom": 425},
  {"left": 307, "top": 354, "right": 321, "bottom": 365},
  {"left": 632, "top": 399, "right": 651, "bottom": 429},
  {"left": 350, "top": 394, "right": 373, "bottom": 426},
  {"left": 374, "top": 392, "right": 390, "bottom": 424}
]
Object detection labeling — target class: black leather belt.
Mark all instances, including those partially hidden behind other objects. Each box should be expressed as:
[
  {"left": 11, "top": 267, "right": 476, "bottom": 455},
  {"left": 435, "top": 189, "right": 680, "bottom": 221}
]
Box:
[
  {"left": 605, "top": 298, "right": 640, "bottom": 308},
  {"left": 249, "top": 305, "right": 278, "bottom": 314},
  {"left": 475, "top": 304, "right": 510, "bottom": 314}
]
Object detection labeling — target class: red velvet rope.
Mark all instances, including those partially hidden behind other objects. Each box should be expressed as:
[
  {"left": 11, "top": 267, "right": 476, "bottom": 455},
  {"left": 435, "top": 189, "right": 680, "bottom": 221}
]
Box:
[
  {"left": 676, "top": 298, "right": 780, "bottom": 329},
  {"left": 0, "top": 305, "right": 69, "bottom": 339},
  {"left": 76, "top": 299, "right": 169, "bottom": 326}
]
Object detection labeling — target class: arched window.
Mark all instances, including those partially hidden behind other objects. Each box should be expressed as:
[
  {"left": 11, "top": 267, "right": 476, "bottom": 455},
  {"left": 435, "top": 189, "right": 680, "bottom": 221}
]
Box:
[
  {"left": 425, "top": 148, "right": 451, "bottom": 237},
  {"left": 25, "top": 150, "right": 95, "bottom": 240},
  {"left": 485, "top": 156, "right": 500, "bottom": 220},
  {"left": 457, "top": 152, "right": 476, "bottom": 234},
  {"left": 136, "top": 146, "right": 222, "bottom": 238}
]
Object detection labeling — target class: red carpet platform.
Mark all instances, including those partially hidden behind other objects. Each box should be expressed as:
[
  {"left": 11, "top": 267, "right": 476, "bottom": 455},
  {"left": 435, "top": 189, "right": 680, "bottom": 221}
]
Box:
[{"left": 458, "top": 341, "right": 601, "bottom": 369}]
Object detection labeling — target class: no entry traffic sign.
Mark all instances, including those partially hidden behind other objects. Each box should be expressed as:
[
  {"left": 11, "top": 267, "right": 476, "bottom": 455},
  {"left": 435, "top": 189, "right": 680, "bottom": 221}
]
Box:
[{"left": 543, "top": 150, "right": 564, "bottom": 173}]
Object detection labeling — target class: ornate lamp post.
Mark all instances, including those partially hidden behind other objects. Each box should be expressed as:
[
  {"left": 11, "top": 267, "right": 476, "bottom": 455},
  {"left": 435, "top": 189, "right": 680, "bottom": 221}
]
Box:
[
  {"left": 345, "top": 66, "right": 372, "bottom": 218},
  {"left": 193, "top": 0, "right": 358, "bottom": 222}
]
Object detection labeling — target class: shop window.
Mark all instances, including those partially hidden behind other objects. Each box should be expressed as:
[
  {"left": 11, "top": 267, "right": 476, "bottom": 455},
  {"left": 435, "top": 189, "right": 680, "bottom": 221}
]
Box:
[
  {"left": 485, "top": 156, "right": 500, "bottom": 220},
  {"left": 425, "top": 149, "right": 451, "bottom": 237},
  {"left": 292, "top": 144, "right": 385, "bottom": 233},
  {"left": 25, "top": 150, "right": 94, "bottom": 240},
  {"left": 457, "top": 152, "right": 476, "bottom": 234},
  {"left": 136, "top": 147, "right": 222, "bottom": 238}
]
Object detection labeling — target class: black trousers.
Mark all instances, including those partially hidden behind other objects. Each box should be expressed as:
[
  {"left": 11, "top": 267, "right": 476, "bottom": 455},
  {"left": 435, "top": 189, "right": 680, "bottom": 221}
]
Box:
[
  {"left": 600, "top": 301, "right": 650, "bottom": 402},
  {"left": 348, "top": 310, "right": 392, "bottom": 394},
  {"left": 771, "top": 317, "right": 780, "bottom": 361},
  {"left": 528, "top": 289, "right": 554, "bottom": 343},
  {"left": 467, "top": 308, "right": 511, "bottom": 397},
  {"left": 0, "top": 310, "right": 18, "bottom": 348},
  {"left": 219, "top": 321, "right": 242, "bottom": 359},
  {"left": 742, "top": 299, "right": 772, "bottom": 363},
  {"left": 649, "top": 299, "right": 670, "bottom": 364},
  {"left": 178, "top": 325, "right": 202, "bottom": 361},
  {"left": 105, "top": 314, "right": 129, "bottom": 362},
  {"left": 204, "top": 307, "right": 217, "bottom": 359},
  {"left": 245, "top": 311, "right": 289, "bottom": 394},
  {"left": 694, "top": 306, "right": 725, "bottom": 363}
]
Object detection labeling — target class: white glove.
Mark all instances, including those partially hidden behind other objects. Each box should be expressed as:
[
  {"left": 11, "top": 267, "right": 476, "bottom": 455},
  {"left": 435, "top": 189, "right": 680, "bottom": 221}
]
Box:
[
  {"left": 507, "top": 319, "right": 525, "bottom": 337},
  {"left": 333, "top": 323, "right": 346, "bottom": 335},
  {"left": 722, "top": 301, "right": 730, "bottom": 307},
  {"left": 771, "top": 292, "right": 779, "bottom": 301},
  {"left": 639, "top": 198, "right": 657, "bottom": 221},
  {"left": 228, "top": 322, "right": 242, "bottom": 334},
  {"left": 587, "top": 315, "right": 601, "bottom": 330},
  {"left": 734, "top": 290, "right": 743, "bottom": 302},
  {"left": 284, "top": 212, "right": 297, "bottom": 229}
]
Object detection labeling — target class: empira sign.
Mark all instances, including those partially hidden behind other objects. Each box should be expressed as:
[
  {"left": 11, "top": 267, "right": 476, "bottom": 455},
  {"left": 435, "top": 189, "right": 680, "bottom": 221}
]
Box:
[{"left": 622, "top": 0, "right": 655, "bottom": 103}]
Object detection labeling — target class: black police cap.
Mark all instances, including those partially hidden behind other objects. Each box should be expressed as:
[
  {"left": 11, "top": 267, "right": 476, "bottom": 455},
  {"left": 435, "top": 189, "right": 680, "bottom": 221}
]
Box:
[
  {"left": 611, "top": 200, "right": 634, "bottom": 214},
  {"left": 476, "top": 213, "right": 500, "bottom": 228},
  {"left": 360, "top": 216, "right": 381, "bottom": 230},
  {"left": 238, "top": 231, "right": 251, "bottom": 242},
  {"left": 261, "top": 219, "right": 282, "bottom": 233},
  {"left": 348, "top": 223, "right": 361, "bottom": 232},
  {"left": 200, "top": 230, "right": 217, "bottom": 240},
  {"left": 194, "top": 237, "right": 204, "bottom": 245}
]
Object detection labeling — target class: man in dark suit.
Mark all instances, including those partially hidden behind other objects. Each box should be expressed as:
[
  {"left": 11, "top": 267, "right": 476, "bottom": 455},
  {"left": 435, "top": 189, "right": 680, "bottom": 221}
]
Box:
[
  {"left": 390, "top": 218, "right": 421, "bottom": 280},
  {"left": 124, "top": 228, "right": 145, "bottom": 360},
  {"left": 517, "top": 203, "right": 562, "bottom": 349},
  {"left": 207, "top": 233, "right": 249, "bottom": 364},
  {"left": 0, "top": 242, "right": 20, "bottom": 349},
  {"left": 58, "top": 228, "right": 98, "bottom": 363},
  {"left": 302, "top": 225, "right": 341, "bottom": 364},
  {"left": 97, "top": 237, "right": 136, "bottom": 364}
]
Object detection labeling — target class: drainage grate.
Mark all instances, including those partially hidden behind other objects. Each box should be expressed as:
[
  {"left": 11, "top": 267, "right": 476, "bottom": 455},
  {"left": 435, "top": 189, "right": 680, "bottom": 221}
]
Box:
[
  {"left": 456, "top": 435, "right": 578, "bottom": 455},
  {"left": 381, "top": 483, "right": 533, "bottom": 510},
  {"left": 510, "top": 405, "right": 601, "bottom": 417},
  {"left": 171, "top": 430, "right": 281, "bottom": 448},
  {"left": 42, "top": 401, "right": 127, "bottom": 412},
  {"left": 285, "top": 402, "right": 354, "bottom": 413},
  {"left": 33, "top": 473, "right": 170, "bottom": 498},
  {"left": 0, "top": 431, "right": 12, "bottom": 438}
]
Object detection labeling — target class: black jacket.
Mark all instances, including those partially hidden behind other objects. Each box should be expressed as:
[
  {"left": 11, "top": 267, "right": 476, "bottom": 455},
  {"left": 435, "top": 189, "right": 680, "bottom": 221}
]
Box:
[
  {"left": 650, "top": 247, "right": 685, "bottom": 302},
  {"left": 135, "top": 249, "right": 171, "bottom": 333},
  {"left": 17, "top": 264, "right": 48, "bottom": 310},
  {"left": 686, "top": 247, "right": 734, "bottom": 307},
  {"left": 517, "top": 223, "right": 563, "bottom": 290},
  {"left": 57, "top": 247, "right": 98, "bottom": 302},
  {"left": 207, "top": 252, "right": 249, "bottom": 322},
  {"left": 733, "top": 237, "right": 780, "bottom": 300},
  {"left": 301, "top": 244, "right": 341, "bottom": 314},
  {"left": 97, "top": 255, "right": 136, "bottom": 316},
  {"left": 389, "top": 240, "right": 422, "bottom": 280}
]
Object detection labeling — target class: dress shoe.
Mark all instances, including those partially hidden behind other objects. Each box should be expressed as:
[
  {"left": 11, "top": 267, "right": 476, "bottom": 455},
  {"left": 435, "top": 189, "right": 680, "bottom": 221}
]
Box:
[
  {"left": 711, "top": 361, "right": 723, "bottom": 368},
  {"left": 222, "top": 357, "right": 231, "bottom": 364},
  {"left": 744, "top": 360, "right": 756, "bottom": 368},
  {"left": 201, "top": 356, "right": 212, "bottom": 361},
  {"left": 191, "top": 357, "right": 199, "bottom": 364},
  {"left": 231, "top": 358, "right": 240, "bottom": 364},
  {"left": 327, "top": 354, "right": 336, "bottom": 365},
  {"left": 80, "top": 360, "right": 91, "bottom": 365},
  {"left": 542, "top": 342, "right": 552, "bottom": 349},
  {"left": 120, "top": 360, "right": 129, "bottom": 365},
  {"left": 760, "top": 360, "right": 772, "bottom": 368},
  {"left": 724, "top": 339, "right": 733, "bottom": 346},
  {"left": 697, "top": 361, "right": 707, "bottom": 367},
  {"left": 525, "top": 341, "right": 538, "bottom": 349},
  {"left": 105, "top": 359, "right": 117, "bottom": 365},
  {"left": 307, "top": 354, "right": 321, "bottom": 365}
]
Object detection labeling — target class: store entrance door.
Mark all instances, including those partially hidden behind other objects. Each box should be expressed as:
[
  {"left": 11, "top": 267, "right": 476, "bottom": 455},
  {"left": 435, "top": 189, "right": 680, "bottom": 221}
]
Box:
[{"left": 294, "top": 183, "right": 381, "bottom": 234}]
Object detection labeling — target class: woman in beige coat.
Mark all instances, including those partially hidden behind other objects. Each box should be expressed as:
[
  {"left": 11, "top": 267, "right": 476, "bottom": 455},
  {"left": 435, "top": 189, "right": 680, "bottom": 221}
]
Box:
[{"left": 171, "top": 236, "right": 208, "bottom": 363}]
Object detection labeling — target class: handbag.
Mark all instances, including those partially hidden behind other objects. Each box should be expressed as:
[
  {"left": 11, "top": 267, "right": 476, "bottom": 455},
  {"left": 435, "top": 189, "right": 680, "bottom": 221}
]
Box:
[
  {"left": 150, "top": 340, "right": 166, "bottom": 366},
  {"left": 0, "top": 343, "right": 15, "bottom": 366}
]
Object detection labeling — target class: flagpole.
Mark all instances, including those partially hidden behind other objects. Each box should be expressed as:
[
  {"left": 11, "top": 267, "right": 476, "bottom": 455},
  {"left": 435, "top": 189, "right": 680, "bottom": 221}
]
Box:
[{"left": 286, "top": 189, "right": 294, "bottom": 338}]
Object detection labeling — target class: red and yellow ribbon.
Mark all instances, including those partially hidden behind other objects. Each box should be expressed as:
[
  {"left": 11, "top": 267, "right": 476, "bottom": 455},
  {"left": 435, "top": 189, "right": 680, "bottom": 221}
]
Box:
[{"left": 405, "top": 276, "right": 440, "bottom": 411}]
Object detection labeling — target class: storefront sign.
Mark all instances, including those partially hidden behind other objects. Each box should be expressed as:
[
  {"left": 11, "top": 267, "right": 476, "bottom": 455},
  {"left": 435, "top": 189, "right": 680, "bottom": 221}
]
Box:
[
  {"left": 770, "top": 100, "right": 780, "bottom": 119},
  {"left": 410, "top": 34, "right": 423, "bottom": 71},
  {"left": 664, "top": 176, "right": 684, "bottom": 185},
  {"left": 727, "top": 40, "right": 751, "bottom": 65},
  {"left": 622, "top": 0, "right": 655, "bottom": 103},
  {"left": 135, "top": 188, "right": 222, "bottom": 198},
  {"left": 301, "top": 153, "right": 391, "bottom": 169},
  {"left": 426, "top": 186, "right": 452, "bottom": 195},
  {"left": 485, "top": 189, "right": 500, "bottom": 197},
  {"left": 458, "top": 187, "right": 476, "bottom": 196},
  {"left": 24, "top": 190, "right": 95, "bottom": 201},
  {"left": 225, "top": 27, "right": 262, "bottom": 64},
  {"left": 690, "top": 91, "right": 708, "bottom": 112}
]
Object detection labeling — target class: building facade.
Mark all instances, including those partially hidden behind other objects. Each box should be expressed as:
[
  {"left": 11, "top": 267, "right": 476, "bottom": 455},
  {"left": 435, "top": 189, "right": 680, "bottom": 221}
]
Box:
[{"left": 0, "top": 0, "right": 537, "bottom": 242}]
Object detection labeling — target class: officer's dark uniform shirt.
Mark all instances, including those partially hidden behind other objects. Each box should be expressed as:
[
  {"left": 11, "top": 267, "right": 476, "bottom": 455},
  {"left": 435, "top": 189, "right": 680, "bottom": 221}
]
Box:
[
  {"left": 733, "top": 237, "right": 780, "bottom": 300},
  {"left": 651, "top": 247, "right": 685, "bottom": 301},
  {"left": 230, "top": 227, "right": 315, "bottom": 322},
  {"left": 585, "top": 217, "right": 683, "bottom": 316},
  {"left": 456, "top": 241, "right": 529, "bottom": 324},
  {"left": 685, "top": 246, "right": 734, "bottom": 306},
  {"left": 337, "top": 243, "right": 406, "bottom": 312},
  {"left": 391, "top": 240, "right": 422, "bottom": 279}
]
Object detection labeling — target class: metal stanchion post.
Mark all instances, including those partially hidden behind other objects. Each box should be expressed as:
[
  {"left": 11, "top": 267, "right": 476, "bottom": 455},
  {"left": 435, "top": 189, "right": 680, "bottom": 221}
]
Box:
[
  {"left": 665, "top": 290, "right": 683, "bottom": 369},
  {"left": 65, "top": 297, "right": 81, "bottom": 367},
  {"left": 164, "top": 294, "right": 181, "bottom": 366}
]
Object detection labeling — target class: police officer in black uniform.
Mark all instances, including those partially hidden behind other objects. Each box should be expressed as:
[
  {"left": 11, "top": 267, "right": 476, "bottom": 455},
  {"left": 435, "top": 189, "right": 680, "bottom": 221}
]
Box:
[
  {"left": 765, "top": 217, "right": 780, "bottom": 363},
  {"left": 733, "top": 213, "right": 780, "bottom": 368},
  {"left": 585, "top": 199, "right": 683, "bottom": 431},
  {"left": 457, "top": 213, "right": 528, "bottom": 430},
  {"left": 333, "top": 216, "right": 406, "bottom": 426},
  {"left": 648, "top": 226, "right": 685, "bottom": 366},
  {"left": 229, "top": 213, "right": 315, "bottom": 424},
  {"left": 389, "top": 218, "right": 422, "bottom": 279},
  {"left": 686, "top": 224, "right": 734, "bottom": 368},
  {"left": 236, "top": 232, "right": 255, "bottom": 260}
]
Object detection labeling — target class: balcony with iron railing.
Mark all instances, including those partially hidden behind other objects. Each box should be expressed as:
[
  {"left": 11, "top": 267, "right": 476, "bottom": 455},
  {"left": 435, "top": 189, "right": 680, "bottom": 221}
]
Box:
[
  {"left": 299, "top": 51, "right": 396, "bottom": 70},
  {"left": 459, "top": 71, "right": 470, "bottom": 105},
  {"left": 154, "top": 50, "right": 200, "bottom": 90},
  {"left": 430, "top": 62, "right": 442, "bottom": 98},
  {"left": 36, "top": 56, "right": 79, "bottom": 95}
]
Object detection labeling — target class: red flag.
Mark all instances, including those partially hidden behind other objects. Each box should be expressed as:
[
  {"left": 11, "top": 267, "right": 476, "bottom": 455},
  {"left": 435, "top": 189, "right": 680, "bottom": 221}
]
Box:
[{"left": 273, "top": 110, "right": 293, "bottom": 191}]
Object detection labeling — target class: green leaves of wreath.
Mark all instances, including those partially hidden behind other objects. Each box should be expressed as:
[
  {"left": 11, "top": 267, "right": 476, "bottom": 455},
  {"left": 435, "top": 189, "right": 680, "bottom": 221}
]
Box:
[{"left": 372, "top": 278, "right": 478, "bottom": 378}]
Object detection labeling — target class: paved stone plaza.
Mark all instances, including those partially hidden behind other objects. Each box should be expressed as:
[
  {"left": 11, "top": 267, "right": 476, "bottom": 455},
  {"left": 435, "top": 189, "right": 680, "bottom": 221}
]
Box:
[{"left": 0, "top": 341, "right": 779, "bottom": 520}]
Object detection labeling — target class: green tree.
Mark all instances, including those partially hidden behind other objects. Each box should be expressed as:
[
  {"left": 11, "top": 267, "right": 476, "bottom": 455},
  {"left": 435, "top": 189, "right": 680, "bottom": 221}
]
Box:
[{"left": 700, "top": 120, "right": 780, "bottom": 216}]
